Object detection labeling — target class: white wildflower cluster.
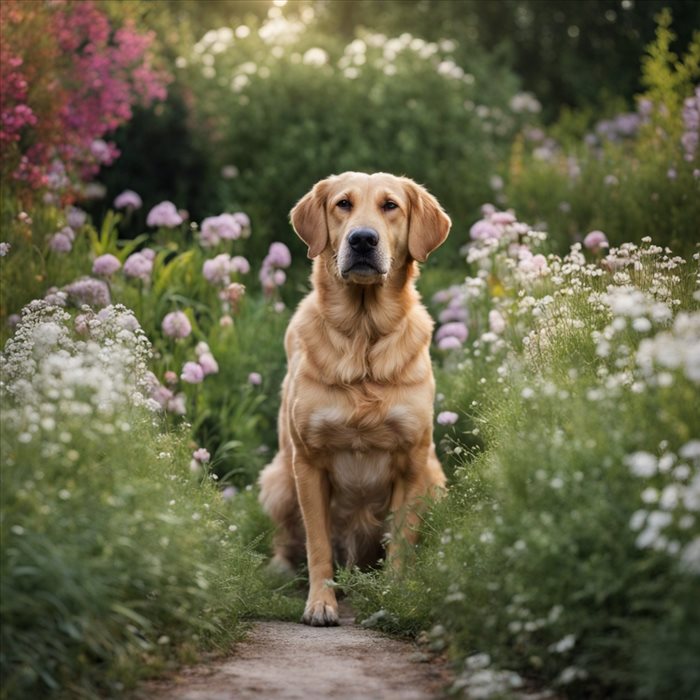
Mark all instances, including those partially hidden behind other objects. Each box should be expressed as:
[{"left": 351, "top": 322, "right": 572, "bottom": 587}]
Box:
[
  {"left": 636, "top": 311, "right": 700, "bottom": 384},
  {"left": 626, "top": 441, "right": 700, "bottom": 574},
  {"left": 1, "top": 301, "right": 154, "bottom": 451},
  {"left": 451, "top": 652, "right": 526, "bottom": 699}
]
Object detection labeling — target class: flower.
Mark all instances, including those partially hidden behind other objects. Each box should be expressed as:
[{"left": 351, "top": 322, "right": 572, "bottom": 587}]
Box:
[
  {"left": 625, "top": 451, "right": 658, "bottom": 478},
  {"left": 266, "top": 242, "right": 292, "bottom": 268},
  {"left": 122, "top": 252, "right": 153, "bottom": 282},
  {"left": 437, "top": 411, "right": 458, "bottom": 425},
  {"left": 436, "top": 321, "right": 469, "bottom": 344},
  {"left": 114, "top": 189, "right": 143, "bottom": 210},
  {"left": 583, "top": 230, "right": 609, "bottom": 253},
  {"left": 181, "top": 361, "right": 204, "bottom": 384},
  {"left": 203, "top": 254, "right": 232, "bottom": 285},
  {"left": 92, "top": 253, "right": 121, "bottom": 276},
  {"left": 248, "top": 372, "right": 262, "bottom": 386},
  {"left": 146, "top": 201, "right": 183, "bottom": 228},
  {"left": 470, "top": 220, "right": 500, "bottom": 241},
  {"left": 437, "top": 335, "right": 463, "bottom": 351},
  {"left": 162, "top": 311, "right": 192, "bottom": 339},
  {"left": 199, "top": 214, "right": 242, "bottom": 247},
  {"left": 230, "top": 255, "right": 250, "bottom": 274},
  {"left": 0, "top": 242, "right": 10, "bottom": 257},
  {"left": 198, "top": 352, "right": 219, "bottom": 376},
  {"left": 63, "top": 277, "right": 111, "bottom": 307},
  {"left": 489, "top": 309, "right": 506, "bottom": 334},
  {"left": 67, "top": 207, "right": 87, "bottom": 229},
  {"left": 192, "top": 447, "right": 210, "bottom": 463},
  {"left": 222, "top": 486, "right": 238, "bottom": 501},
  {"left": 48, "top": 232, "right": 72, "bottom": 253}
]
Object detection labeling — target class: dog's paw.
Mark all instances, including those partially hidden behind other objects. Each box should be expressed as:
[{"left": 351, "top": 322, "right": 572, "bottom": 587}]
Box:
[{"left": 301, "top": 599, "right": 339, "bottom": 627}]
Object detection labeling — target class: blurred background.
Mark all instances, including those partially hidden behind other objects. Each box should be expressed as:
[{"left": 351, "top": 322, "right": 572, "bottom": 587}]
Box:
[{"left": 64, "top": 0, "right": 700, "bottom": 258}]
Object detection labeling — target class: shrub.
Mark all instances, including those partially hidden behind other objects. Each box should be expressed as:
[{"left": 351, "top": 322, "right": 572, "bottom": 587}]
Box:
[
  {"left": 0, "top": 301, "right": 290, "bottom": 698},
  {"left": 344, "top": 209, "right": 700, "bottom": 698},
  {"left": 0, "top": 0, "right": 169, "bottom": 203},
  {"left": 503, "top": 11, "right": 700, "bottom": 252},
  {"left": 178, "top": 7, "right": 534, "bottom": 260}
]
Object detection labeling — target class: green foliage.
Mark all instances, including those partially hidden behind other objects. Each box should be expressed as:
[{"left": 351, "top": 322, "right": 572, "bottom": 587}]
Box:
[
  {"left": 504, "top": 13, "right": 700, "bottom": 252},
  {"left": 0, "top": 304, "right": 284, "bottom": 698},
  {"left": 178, "top": 17, "right": 527, "bottom": 261},
  {"left": 343, "top": 220, "right": 700, "bottom": 698}
]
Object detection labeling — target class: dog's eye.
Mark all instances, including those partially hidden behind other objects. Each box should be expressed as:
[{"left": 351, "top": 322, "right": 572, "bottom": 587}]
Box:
[
  {"left": 336, "top": 199, "right": 352, "bottom": 210},
  {"left": 382, "top": 200, "right": 398, "bottom": 211}
]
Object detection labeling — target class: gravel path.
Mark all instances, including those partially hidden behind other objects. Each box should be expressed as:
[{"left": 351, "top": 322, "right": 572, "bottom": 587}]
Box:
[{"left": 139, "top": 605, "right": 452, "bottom": 700}]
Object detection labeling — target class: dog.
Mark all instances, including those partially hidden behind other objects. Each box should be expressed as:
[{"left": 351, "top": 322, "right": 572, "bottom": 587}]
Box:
[{"left": 258, "top": 172, "right": 451, "bottom": 626}]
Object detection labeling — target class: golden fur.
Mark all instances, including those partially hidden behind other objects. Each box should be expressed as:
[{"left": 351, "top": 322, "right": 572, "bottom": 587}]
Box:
[{"left": 258, "top": 172, "right": 451, "bottom": 626}]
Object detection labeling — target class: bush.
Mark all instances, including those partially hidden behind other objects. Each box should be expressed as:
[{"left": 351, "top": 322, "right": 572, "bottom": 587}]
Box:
[
  {"left": 0, "top": 302, "right": 296, "bottom": 698},
  {"left": 178, "top": 9, "right": 534, "bottom": 261},
  {"left": 503, "top": 11, "right": 700, "bottom": 252},
  {"left": 0, "top": 0, "right": 169, "bottom": 203},
  {"left": 344, "top": 209, "right": 700, "bottom": 698}
]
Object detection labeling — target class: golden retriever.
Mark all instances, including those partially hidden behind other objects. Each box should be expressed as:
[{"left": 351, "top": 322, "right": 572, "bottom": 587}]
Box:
[{"left": 258, "top": 172, "right": 451, "bottom": 626}]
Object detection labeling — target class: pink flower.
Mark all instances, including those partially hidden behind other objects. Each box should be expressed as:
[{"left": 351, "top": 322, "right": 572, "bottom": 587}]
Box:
[
  {"left": 48, "top": 232, "right": 72, "bottom": 253},
  {"left": 273, "top": 269, "right": 286, "bottom": 286},
  {"left": 67, "top": 207, "right": 87, "bottom": 229},
  {"left": 248, "top": 372, "right": 262, "bottom": 386},
  {"left": 583, "top": 230, "right": 609, "bottom": 254},
  {"left": 64, "top": 277, "right": 111, "bottom": 307},
  {"left": 141, "top": 248, "right": 156, "bottom": 260},
  {"left": 198, "top": 352, "right": 219, "bottom": 376},
  {"left": 222, "top": 486, "right": 238, "bottom": 501},
  {"left": 114, "top": 189, "right": 142, "bottom": 209},
  {"left": 230, "top": 255, "right": 250, "bottom": 274},
  {"left": 168, "top": 393, "right": 187, "bottom": 415},
  {"left": 437, "top": 411, "right": 459, "bottom": 425},
  {"left": 162, "top": 311, "right": 192, "bottom": 339},
  {"left": 199, "top": 214, "right": 242, "bottom": 247},
  {"left": 490, "top": 211, "right": 516, "bottom": 226},
  {"left": 123, "top": 252, "right": 153, "bottom": 281},
  {"left": 203, "top": 254, "right": 232, "bottom": 284},
  {"left": 233, "top": 212, "right": 251, "bottom": 230},
  {"left": 192, "top": 447, "right": 210, "bottom": 463},
  {"left": 181, "top": 361, "right": 204, "bottom": 384},
  {"left": 266, "top": 242, "right": 292, "bottom": 268},
  {"left": 147, "top": 201, "right": 183, "bottom": 228},
  {"left": 437, "top": 335, "right": 463, "bottom": 351},
  {"left": 0, "top": 242, "right": 11, "bottom": 257},
  {"left": 435, "top": 321, "right": 469, "bottom": 344},
  {"left": 164, "top": 370, "right": 178, "bottom": 385},
  {"left": 151, "top": 385, "right": 174, "bottom": 409},
  {"left": 469, "top": 219, "right": 501, "bottom": 241},
  {"left": 75, "top": 313, "right": 90, "bottom": 334},
  {"left": 92, "top": 253, "right": 121, "bottom": 276},
  {"left": 220, "top": 315, "right": 233, "bottom": 327}
]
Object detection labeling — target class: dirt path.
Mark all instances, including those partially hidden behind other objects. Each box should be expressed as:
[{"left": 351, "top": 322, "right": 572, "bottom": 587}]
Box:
[{"left": 140, "top": 605, "right": 452, "bottom": 700}]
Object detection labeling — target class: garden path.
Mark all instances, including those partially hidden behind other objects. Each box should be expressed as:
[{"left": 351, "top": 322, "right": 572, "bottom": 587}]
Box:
[{"left": 139, "top": 603, "right": 452, "bottom": 699}]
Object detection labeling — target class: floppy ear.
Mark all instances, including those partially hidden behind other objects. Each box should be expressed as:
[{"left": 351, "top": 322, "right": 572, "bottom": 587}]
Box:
[
  {"left": 290, "top": 180, "right": 330, "bottom": 259},
  {"left": 404, "top": 181, "right": 451, "bottom": 263}
]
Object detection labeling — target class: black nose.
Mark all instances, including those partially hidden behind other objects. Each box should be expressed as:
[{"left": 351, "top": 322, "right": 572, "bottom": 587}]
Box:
[{"left": 348, "top": 228, "right": 379, "bottom": 252}]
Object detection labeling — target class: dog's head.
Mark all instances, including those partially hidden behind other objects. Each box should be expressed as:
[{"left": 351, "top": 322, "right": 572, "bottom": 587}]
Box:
[{"left": 290, "top": 172, "right": 451, "bottom": 285}]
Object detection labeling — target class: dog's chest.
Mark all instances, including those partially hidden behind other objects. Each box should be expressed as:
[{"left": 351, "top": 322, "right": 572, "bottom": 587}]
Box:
[{"left": 305, "top": 401, "right": 421, "bottom": 454}]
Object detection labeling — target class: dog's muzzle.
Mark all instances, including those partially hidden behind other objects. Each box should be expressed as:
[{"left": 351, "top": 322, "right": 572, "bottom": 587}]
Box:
[{"left": 340, "top": 227, "right": 387, "bottom": 280}]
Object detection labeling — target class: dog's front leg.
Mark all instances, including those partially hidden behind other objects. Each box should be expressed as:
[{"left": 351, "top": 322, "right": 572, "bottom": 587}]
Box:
[
  {"left": 293, "top": 455, "right": 339, "bottom": 626},
  {"left": 386, "top": 447, "right": 445, "bottom": 571}
]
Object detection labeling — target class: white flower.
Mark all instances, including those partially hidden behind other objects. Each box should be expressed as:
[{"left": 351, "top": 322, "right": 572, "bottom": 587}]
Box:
[
  {"left": 625, "top": 451, "right": 657, "bottom": 478},
  {"left": 549, "top": 634, "right": 576, "bottom": 653},
  {"left": 680, "top": 440, "right": 700, "bottom": 460}
]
